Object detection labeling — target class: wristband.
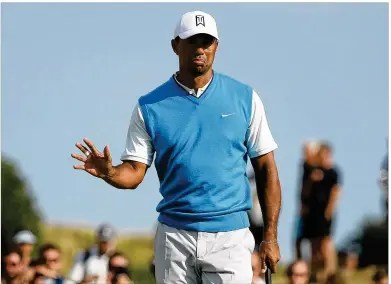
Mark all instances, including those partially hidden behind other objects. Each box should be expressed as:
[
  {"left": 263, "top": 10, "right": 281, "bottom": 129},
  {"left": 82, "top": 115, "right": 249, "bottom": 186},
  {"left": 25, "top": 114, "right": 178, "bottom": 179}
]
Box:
[{"left": 262, "top": 240, "right": 278, "bottom": 245}]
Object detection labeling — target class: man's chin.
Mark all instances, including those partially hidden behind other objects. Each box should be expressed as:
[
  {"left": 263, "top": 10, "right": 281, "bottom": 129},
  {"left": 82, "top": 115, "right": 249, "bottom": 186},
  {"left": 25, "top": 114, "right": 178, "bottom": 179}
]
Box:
[{"left": 191, "top": 66, "right": 208, "bottom": 76}]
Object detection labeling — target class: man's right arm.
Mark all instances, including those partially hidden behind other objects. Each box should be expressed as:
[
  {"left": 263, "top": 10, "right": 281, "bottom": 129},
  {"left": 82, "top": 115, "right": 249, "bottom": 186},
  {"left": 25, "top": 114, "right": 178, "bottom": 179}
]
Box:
[
  {"left": 103, "top": 160, "right": 148, "bottom": 190},
  {"left": 104, "top": 103, "right": 154, "bottom": 189}
]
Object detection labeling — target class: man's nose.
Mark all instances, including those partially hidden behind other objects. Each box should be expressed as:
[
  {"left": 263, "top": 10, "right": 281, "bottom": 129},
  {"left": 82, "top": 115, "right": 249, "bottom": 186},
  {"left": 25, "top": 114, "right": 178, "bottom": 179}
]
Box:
[{"left": 194, "top": 46, "right": 205, "bottom": 56}]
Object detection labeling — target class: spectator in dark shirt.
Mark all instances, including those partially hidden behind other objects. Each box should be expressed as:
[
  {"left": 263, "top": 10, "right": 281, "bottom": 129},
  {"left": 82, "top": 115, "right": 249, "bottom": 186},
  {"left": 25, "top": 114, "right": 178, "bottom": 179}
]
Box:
[
  {"left": 302, "top": 142, "right": 342, "bottom": 281},
  {"left": 295, "top": 141, "right": 320, "bottom": 260}
]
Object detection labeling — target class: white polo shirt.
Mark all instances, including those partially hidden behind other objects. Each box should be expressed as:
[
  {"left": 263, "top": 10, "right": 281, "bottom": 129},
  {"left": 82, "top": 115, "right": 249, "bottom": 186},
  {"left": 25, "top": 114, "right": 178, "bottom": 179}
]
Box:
[{"left": 121, "top": 74, "right": 277, "bottom": 165}]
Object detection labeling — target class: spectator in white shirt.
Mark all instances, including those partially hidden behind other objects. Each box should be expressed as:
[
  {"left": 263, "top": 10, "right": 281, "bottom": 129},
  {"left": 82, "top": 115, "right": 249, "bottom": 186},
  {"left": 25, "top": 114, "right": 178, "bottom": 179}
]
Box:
[{"left": 66, "top": 223, "right": 117, "bottom": 284}]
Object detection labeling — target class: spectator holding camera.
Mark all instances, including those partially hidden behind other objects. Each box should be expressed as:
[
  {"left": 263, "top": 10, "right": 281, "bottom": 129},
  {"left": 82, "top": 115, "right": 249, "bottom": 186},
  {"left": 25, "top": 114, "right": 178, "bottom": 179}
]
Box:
[
  {"left": 32, "top": 243, "right": 64, "bottom": 283},
  {"left": 107, "top": 252, "right": 133, "bottom": 284}
]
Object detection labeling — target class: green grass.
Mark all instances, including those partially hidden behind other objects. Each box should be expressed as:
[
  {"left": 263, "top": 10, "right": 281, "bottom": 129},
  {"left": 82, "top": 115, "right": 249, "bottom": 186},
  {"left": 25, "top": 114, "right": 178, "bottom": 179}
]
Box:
[{"left": 41, "top": 224, "right": 377, "bottom": 284}]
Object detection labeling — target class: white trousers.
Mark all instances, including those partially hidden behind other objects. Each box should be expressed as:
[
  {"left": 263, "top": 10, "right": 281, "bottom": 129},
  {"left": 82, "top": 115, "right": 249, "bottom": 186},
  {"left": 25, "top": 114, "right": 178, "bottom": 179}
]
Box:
[{"left": 154, "top": 222, "right": 255, "bottom": 284}]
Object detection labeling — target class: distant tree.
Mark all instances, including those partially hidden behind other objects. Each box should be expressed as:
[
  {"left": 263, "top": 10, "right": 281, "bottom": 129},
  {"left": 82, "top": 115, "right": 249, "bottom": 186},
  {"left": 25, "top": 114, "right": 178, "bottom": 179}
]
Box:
[{"left": 1, "top": 155, "right": 43, "bottom": 257}]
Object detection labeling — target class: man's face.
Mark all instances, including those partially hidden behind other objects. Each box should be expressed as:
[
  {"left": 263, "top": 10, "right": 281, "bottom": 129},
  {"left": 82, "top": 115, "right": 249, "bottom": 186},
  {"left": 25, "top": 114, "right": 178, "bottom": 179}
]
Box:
[
  {"left": 18, "top": 243, "right": 33, "bottom": 256},
  {"left": 44, "top": 249, "right": 61, "bottom": 271},
  {"left": 4, "top": 253, "right": 22, "bottom": 278},
  {"left": 172, "top": 34, "right": 218, "bottom": 76},
  {"left": 319, "top": 148, "right": 332, "bottom": 166},
  {"left": 289, "top": 262, "right": 309, "bottom": 284},
  {"left": 98, "top": 239, "right": 116, "bottom": 254}
]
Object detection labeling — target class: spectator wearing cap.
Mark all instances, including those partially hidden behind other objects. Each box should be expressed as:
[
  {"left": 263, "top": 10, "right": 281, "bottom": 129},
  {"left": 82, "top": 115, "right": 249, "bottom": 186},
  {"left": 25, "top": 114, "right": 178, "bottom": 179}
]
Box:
[
  {"left": 12, "top": 230, "right": 37, "bottom": 268},
  {"left": 66, "top": 223, "right": 117, "bottom": 284}
]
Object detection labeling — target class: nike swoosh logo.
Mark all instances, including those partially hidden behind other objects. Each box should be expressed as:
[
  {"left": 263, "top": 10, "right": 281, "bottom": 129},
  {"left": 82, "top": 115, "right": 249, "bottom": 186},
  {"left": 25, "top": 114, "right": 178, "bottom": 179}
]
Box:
[{"left": 221, "top": 113, "right": 235, "bottom": 118}]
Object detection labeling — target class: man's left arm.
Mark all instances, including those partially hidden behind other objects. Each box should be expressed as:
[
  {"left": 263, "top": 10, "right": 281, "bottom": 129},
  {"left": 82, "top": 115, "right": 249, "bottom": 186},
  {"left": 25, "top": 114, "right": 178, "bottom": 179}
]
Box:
[
  {"left": 246, "top": 90, "right": 281, "bottom": 273},
  {"left": 251, "top": 152, "right": 281, "bottom": 242}
]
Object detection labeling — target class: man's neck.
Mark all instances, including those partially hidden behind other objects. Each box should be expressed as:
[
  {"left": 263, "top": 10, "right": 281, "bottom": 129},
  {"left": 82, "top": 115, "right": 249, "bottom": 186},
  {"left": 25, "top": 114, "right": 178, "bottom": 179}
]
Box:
[
  {"left": 22, "top": 256, "right": 30, "bottom": 264},
  {"left": 176, "top": 69, "right": 213, "bottom": 90}
]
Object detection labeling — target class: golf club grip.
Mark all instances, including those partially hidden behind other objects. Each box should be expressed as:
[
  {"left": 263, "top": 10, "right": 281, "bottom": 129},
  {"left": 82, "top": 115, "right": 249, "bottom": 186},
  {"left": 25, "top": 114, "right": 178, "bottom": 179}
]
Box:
[{"left": 265, "top": 267, "right": 272, "bottom": 284}]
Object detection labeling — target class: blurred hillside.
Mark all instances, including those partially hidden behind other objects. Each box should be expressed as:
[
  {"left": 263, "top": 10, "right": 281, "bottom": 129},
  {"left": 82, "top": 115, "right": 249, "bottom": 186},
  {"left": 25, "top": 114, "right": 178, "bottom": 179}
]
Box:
[{"left": 41, "top": 224, "right": 378, "bottom": 284}]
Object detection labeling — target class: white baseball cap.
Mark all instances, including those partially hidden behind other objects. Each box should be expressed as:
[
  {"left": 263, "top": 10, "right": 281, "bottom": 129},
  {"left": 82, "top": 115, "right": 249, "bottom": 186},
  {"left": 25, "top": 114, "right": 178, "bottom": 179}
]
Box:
[
  {"left": 174, "top": 11, "right": 219, "bottom": 40},
  {"left": 13, "top": 230, "right": 37, "bottom": 245}
]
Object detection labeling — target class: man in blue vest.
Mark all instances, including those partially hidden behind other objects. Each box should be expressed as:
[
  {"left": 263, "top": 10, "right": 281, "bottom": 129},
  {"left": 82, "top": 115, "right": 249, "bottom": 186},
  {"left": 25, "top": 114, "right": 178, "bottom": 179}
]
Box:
[{"left": 71, "top": 10, "right": 281, "bottom": 283}]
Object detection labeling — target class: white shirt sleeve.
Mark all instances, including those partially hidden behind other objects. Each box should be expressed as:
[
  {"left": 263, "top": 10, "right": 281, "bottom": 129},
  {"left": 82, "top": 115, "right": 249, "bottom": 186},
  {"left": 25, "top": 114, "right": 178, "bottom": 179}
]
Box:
[
  {"left": 65, "top": 252, "right": 85, "bottom": 284},
  {"left": 246, "top": 90, "right": 278, "bottom": 158},
  {"left": 120, "top": 103, "right": 155, "bottom": 166}
]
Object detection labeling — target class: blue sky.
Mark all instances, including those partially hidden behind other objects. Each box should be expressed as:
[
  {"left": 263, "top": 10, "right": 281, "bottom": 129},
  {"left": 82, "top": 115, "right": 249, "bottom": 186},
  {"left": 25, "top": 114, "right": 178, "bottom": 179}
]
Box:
[{"left": 2, "top": 3, "right": 388, "bottom": 263}]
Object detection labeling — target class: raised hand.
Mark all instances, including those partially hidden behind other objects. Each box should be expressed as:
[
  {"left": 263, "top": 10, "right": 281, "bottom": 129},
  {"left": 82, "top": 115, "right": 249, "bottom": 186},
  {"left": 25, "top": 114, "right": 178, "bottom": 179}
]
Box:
[{"left": 71, "top": 138, "right": 114, "bottom": 179}]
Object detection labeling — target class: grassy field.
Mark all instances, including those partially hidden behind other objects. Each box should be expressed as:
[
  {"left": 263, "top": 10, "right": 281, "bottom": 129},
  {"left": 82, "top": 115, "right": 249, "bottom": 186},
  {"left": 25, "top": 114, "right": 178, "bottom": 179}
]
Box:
[{"left": 41, "top": 224, "right": 378, "bottom": 284}]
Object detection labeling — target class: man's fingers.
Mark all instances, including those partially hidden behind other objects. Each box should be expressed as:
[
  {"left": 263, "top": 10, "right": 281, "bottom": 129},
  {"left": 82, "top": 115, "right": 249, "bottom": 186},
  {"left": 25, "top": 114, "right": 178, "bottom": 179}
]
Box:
[
  {"left": 73, "top": 164, "right": 85, "bottom": 170},
  {"left": 83, "top": 138, "right": 101, "bottom": 156},
  {"left": 103, "top": 145, "right": 112, "bottom": 162},
  {"left": 269, "top": 260, "right": 277, "bottom": 274},
  {"left": 71, "top": 153, "right": 86, "bottom": 162},
  {"left": 76, "top": 143, "right": 90, "bottom": 156},
  {"left": 260, "top": 255, "right": 267, "bottom": 273}
]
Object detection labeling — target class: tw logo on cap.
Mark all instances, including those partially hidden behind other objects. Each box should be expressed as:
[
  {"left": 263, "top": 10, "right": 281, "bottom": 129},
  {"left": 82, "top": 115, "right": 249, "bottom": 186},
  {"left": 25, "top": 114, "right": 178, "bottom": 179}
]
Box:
[{"left": 195, "top": 15, "right": 205, "bottom": 27}]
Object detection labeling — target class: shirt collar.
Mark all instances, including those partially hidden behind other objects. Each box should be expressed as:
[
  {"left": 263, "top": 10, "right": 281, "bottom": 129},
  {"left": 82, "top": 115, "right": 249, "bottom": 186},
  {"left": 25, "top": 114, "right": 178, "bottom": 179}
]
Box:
[{"left": 173, "top": 72, "right": 213, "bottom": 96}]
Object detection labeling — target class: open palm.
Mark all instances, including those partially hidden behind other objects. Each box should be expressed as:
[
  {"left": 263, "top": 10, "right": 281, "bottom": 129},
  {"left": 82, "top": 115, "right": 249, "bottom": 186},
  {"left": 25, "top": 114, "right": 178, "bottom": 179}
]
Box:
[{"left": 71, "top": 138, "right": 114, "bottom": 179}]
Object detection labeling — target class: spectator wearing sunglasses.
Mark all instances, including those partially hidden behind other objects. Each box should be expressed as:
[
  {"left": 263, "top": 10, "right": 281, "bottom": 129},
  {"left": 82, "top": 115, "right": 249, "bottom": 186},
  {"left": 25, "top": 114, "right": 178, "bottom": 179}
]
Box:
[
  {"left": 107, "top": 252, "right": 133, "bottom": 284},
  {"left": 33, "top": 243, "right": 64, "bottom": 284},
  {"left": 1, "top": 249, "right": 25, "bottom": 284}
]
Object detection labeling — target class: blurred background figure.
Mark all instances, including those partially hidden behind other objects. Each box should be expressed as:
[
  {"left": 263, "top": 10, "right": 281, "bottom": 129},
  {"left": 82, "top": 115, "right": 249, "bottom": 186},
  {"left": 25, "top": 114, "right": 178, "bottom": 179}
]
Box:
[
  {"left": 1, "top": 249, "right": 25, "bottom": 284},
  {"left": 372, "top": 269, "right": 388, "bottom": 284},
  {"left": 324, "top": 273, "right": 348, "bottom": 284},
  {"left": 337, "top": 249, "right": 359, "bottom": 278},
  {"left": 12, "top": 229, "right": 37, "bottom": 268},
  {"left": 33, "top": 243, "right": 64, "bottom": 283},
  {"left": 286, "top": 259, "right": 309, "bottom": 284},
  {"left": 66, "top": 223, "right": 117, "bottom": 284},
  {"left": 378, "top": 141, "right": 388, "bottom": 220},
  {"left": 251, "top": 252, "right": 266, "bottom": 284},
  {"left": 294, "top": 140, "right": 320, "bottom": 260},
  {"left": 301, "top": 142, "right": 342, "bottom": 281},
  {"left": 107, "top": 252, "right": 133, "bottom": 284}
]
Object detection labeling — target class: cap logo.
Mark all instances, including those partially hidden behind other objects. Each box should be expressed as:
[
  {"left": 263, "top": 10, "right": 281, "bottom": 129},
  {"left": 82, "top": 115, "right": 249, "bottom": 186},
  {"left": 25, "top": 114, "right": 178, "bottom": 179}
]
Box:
[{"left": 195, "top": 15, "right": 205, "bottom": 27}]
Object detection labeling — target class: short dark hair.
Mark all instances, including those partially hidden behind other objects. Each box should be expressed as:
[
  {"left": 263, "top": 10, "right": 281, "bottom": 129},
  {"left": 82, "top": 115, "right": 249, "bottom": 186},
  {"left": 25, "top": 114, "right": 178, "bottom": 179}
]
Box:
[
  {"left": 109, "top": 252, "right": 127, "bottom": 262},
  {"left": 4, "top": 248, "right": 22, "bottom": 260},
  {"left": 38, "top": 243, "right": 60, "bottom": 258},
  {"left": 109, "top": 251, "right": 132, "bottom": 280}
]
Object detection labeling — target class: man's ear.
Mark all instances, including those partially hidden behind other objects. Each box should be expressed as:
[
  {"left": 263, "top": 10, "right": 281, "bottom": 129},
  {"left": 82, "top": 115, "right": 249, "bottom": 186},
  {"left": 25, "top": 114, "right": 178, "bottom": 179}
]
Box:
[{"left": 171, "top": 39, "right": 178, "bottom": 55}]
